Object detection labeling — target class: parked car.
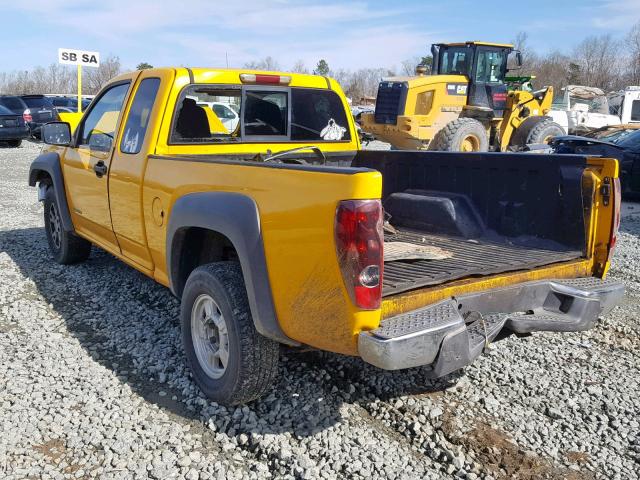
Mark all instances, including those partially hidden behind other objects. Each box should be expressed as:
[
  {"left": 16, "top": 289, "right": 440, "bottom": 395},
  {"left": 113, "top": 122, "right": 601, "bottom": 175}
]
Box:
[
  {"left": 30, "top": 67, "right": 623, "bottom": 405},
  {"left": 20, "top": 95, "right": 59, "bottom": 138},
  {"left": 0, "top": 104, "right": 29, "bottom": 147},
  {"left": 50, "top": 96, "right": 92, "bottom": 113},
  {"left": 550, "top": 125, "right": 640, "bottom": 196}
]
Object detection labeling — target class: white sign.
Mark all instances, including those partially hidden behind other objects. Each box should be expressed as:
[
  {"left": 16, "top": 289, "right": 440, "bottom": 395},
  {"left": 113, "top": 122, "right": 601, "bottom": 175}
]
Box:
[{"left": 58, "top": 48, "right": 100, "bottom": 67}]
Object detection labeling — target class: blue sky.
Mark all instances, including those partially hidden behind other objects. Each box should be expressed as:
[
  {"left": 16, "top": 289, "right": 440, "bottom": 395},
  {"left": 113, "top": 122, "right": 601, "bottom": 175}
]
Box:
[{"left": 1, "top": 0, "right": 639, "bottom": 72}]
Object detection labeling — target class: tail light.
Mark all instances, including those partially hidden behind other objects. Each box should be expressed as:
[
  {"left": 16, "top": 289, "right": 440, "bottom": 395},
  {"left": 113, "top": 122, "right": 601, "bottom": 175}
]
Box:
[
  {"left": 23, "top": 109, "right": 32, "bottom": 123},
  {"left": 608, "top": 177, "right": 621, "bottom": 258},
  {"left": 335, "top": 200, "right": 383, "bottom": 310}
]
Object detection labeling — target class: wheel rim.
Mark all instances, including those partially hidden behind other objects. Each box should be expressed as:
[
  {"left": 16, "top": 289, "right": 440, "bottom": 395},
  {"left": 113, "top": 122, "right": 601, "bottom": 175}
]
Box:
[
  {"left": 191, "top": 294, "right": 229, "bottom": 379},
  {"left": 461, "top": 134, "right": 480, "bottom": 152},
  {"left": 48, "top": 203, "right": 62, "bottom": 250},
  {"left": 543, "top": 135, "right": 554, "bottom": 144}
]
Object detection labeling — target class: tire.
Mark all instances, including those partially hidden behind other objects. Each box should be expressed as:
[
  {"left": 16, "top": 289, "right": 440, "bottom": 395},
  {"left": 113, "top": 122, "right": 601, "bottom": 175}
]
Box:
[
  {"left": 511, "top": 118, "right": 565, "bottom": 148},
  {"left": 43, "top": 185, "right": 91, "bottom": 264},
  {"left": 429, "top": 118, "right": 489, "bottom": 152},
  {"left": 181, "top": 262, "right": 280, "bottom": 405},
  {"left": 8, "top": 139, "right": 22, "bottom": 148}
]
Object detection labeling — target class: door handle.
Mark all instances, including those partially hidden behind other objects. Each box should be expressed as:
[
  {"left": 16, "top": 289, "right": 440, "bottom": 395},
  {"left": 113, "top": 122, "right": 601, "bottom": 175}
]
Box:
[{"left": 93, "top": 160, "right": 108, "bottom": 178}]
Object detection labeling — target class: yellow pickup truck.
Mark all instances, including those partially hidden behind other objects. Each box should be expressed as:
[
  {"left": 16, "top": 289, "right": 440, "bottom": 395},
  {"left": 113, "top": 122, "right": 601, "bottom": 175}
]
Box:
[{"left": 29, "top": 67, "right": 624, "bottom": 405}]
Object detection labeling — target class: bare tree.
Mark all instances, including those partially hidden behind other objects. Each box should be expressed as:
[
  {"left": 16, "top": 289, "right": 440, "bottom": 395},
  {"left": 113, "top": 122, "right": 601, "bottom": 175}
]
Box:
[
  {"left": 243, "top": 56, "right": 280, "bottom": 71},
  {"left": 291, "top": 60, "right": 309, "bottom": 74},
  {"left": 84, "top": 55, "right": 122, "bottom": 94},
  {"left": 572, "top": 35, "right": 622, "bottom": 91},
  {"left": 626, "top": 21, "right": 640, "bottom": 85}
]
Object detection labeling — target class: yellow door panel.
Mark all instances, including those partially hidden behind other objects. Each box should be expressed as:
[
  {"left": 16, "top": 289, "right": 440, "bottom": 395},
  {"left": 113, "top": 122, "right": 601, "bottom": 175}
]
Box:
[{"left": 110, "top": 71, "right": 172, "bottom": 270}]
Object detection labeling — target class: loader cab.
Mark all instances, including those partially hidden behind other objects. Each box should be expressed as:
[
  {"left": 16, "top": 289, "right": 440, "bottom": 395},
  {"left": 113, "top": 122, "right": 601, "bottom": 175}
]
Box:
[{"left": 432, "top": 42, "right": 517, "bottom": 117}]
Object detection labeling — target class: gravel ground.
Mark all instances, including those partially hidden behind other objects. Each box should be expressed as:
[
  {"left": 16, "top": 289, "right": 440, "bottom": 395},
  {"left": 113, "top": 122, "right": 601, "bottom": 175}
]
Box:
[{"left": 0, "top": 141, "right": 638, "bottom": 480}]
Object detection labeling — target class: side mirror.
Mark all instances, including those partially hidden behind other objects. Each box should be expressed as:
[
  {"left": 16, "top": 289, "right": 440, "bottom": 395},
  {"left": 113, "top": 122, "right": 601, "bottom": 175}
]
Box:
[{"left": 42, "top": 122, "right": 72, "bottom": 146}]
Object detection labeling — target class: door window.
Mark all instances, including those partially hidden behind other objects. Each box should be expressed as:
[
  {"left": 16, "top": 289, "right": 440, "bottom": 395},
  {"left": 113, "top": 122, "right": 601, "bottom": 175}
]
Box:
[
  {"left": 475, "top": 50, "right": 506, "bottom": 83},
  {"left": 121, "top": 78, "right": 161, "bottom": 154},
  {"left": 78, "top": 83, "right": 130, "bottom": 151}
]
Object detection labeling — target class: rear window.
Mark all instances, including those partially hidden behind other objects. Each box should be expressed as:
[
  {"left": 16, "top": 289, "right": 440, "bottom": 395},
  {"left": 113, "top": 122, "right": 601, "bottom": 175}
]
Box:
[
  {"left": 170, "top": 85, "right": 350, "bottom": 144},
  {"left": 22, "top": 97, "right": 52, "bottom": 108},
  {"left": 0, "top": 105, "right": 13, "bottom": 115},
  {"left": 0, "top": 97, "right": 25, "bottom": 111},
  {"left": 291, "top": 89, "right": 350, "bottom": 141}
]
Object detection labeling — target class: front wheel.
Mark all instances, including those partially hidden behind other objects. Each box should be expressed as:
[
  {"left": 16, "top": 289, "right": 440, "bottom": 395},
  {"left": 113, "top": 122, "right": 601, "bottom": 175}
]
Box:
[
  {"left": 43, "top": 184, "right": 91, "bottom": 264},
  {"left": 8, "top": 139, "right": 22, "bottom": 148},
  {"left": 181, "top": 262, "right": 280, "bottom": 405}
]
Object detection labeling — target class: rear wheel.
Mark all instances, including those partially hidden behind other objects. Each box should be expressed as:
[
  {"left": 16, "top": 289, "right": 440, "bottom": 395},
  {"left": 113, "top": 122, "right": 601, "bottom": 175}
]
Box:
[
  {"left": 43, "top": 185, "right": 91, "bottom": 264},
  {"left": 429, "top": 118, "right": 489, "bottom": 152},
  {"left": 181, "top": 262, "right": 280, "bottom": 405},
  {"left": 511, "top": 118, "right": 565, "bottom": 148},
  {"left": 7, "top": 139, "right": 22, "bottom": 148}
]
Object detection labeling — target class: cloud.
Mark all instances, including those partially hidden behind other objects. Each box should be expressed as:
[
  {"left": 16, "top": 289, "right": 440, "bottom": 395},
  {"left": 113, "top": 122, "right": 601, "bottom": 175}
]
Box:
[
  {"left": 591, "top": 0, "right": 640, "bottom": 29},
  {"left": 3, "top": 0, "right": 434, "bottom": 70}
]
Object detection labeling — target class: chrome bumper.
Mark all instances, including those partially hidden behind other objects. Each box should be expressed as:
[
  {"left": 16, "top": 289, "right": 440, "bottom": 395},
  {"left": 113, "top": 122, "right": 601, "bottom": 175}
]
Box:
[{"left": 358, "top": 277, "right": 624, "bottom": 377}]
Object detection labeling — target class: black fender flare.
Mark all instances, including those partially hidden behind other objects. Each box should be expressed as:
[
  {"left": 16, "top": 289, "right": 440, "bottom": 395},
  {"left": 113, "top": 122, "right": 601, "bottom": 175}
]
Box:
[
  {"left": 28, "top": 151, "right": 74, "bottom": 232},
  {"left": 166, "top": 191, "right": 296, "bottom": 345}
]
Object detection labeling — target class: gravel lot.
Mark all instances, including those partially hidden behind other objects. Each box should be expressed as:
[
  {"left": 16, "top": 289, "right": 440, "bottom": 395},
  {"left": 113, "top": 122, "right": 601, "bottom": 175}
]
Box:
[{"left": 1, "top": 141, "right": 638, "bottom": 479}]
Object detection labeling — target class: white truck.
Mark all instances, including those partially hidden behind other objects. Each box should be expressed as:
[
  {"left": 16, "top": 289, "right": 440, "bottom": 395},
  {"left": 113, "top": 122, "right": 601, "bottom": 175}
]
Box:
[{"left": 549, "top": 85, "right": 640, "bottom": 134}]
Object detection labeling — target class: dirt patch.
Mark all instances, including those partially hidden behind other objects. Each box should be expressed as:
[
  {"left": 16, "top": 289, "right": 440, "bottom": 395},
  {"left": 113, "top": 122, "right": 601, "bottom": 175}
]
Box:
[
  {"left": 442, "top": 414, "right": 594, "bottom": 480},
  {"left": 32, "top": 438, "right": 66, "bottom": 462},
  {"left": 566, "top": 451, "right": 590, "bottom": 465}
]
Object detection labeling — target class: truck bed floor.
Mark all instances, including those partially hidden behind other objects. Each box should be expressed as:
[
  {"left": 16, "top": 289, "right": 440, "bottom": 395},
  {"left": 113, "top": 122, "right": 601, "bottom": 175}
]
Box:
[{"left": 383, "top": 229, "right": 583, "bottom": 296}]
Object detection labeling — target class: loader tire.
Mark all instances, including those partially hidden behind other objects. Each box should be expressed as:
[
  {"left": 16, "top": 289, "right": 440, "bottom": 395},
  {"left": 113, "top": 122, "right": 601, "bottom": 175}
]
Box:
[
  {"left": 429, "top": 118, "right": 489, "bottom": 152},
  {"left": 511, "top": 117, "right": 565, "bottom": 148}
]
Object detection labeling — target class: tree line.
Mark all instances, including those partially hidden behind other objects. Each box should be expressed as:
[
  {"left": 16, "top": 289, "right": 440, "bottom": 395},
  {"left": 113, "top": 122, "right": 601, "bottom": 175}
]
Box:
[{"left": 1, "top": 21, "right": 638, "bottom": 101}]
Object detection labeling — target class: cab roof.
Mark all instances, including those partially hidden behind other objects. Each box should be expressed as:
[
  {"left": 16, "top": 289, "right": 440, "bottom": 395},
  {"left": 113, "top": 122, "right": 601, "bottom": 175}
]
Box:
[
  {"left": 438, "top": 41, "right": 514, "bottom": 48},
  {"left": 109, "top": 67, "right": 332, "bottom": 90}
]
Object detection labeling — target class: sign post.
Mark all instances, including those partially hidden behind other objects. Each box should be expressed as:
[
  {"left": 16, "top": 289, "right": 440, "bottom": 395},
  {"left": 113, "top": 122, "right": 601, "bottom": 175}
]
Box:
[{"left": 58, "top": 48, "right": 100, "bottom": 113}]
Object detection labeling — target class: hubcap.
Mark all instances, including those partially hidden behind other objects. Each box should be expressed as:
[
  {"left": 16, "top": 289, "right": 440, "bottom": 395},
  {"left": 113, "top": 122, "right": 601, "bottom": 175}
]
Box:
[
  {"left": 191, "top": 294, "right": 230, "bottom": 379},
  {"left": 48, "top": 203, "right": 61, "bottom": 250},
  {"left": 461, "top": 134, "right": 480, "bottom": 152}
]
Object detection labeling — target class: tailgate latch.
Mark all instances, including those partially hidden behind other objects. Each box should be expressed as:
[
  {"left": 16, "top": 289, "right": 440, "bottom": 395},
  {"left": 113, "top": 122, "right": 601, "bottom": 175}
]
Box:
[{"left": 600, "top": 177, "right": 611, "bottom": 207}]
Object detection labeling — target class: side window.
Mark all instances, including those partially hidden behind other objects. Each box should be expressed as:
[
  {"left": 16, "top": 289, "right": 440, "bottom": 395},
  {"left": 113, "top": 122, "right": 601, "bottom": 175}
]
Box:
[
  {"left": 243, "top": 90, "right": 287, "bottom": 136},
  {"left": 78, "top": 83, "right": 129, "bottom": 150},
  {"left": 291, "top": 89, "right": 351, "bottom": 141},
  {"left": 631, "top": 100, "right": 640, "bottom": 122},
  {"left": 121, "top": 78, "right": 161, "bottom": 154}
]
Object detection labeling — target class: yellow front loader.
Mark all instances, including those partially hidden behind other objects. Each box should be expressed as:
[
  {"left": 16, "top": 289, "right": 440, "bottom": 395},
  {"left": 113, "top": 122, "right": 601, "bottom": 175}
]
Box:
[{"left": 361, "top": 41, "right": 564, "bottom": 151}]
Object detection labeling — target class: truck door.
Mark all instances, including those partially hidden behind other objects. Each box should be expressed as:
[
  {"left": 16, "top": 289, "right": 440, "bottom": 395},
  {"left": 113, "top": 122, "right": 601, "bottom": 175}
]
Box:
[
  {"left": 62, "top": 79, "right": 134, "bottom": 251},
  {"left": 108, "top": 70, "right": 170, "bottom": 270}
]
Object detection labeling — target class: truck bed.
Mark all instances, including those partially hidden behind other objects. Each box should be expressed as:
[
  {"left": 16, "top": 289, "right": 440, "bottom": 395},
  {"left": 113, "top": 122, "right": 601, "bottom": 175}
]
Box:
[
  {"left": 383, "top": 229, "right": 582, "bottom": 296},
  {"left": 352, "top": 150, "right": 592, "bottom": 297}
]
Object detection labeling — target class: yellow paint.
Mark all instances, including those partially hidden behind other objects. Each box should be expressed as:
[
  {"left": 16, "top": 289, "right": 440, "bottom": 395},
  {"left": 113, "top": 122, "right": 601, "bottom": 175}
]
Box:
[
  {"left": 58, "top": 112, "right": 83, "bottom": 133},
  {"left": 49, "top": 66, "right": 620, "bottom": 357},
  {"left": 77, "top": 64, "right": 82, "bottom": 114},
  {"left": 202, "top": 106, "right": 230, "bottom": 134}
]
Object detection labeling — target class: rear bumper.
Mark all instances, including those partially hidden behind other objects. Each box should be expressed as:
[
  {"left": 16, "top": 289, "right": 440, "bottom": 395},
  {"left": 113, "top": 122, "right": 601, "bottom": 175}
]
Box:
[
  {"left": 0, "top": 127, "right": 29, "bottom": 140},
  {"left": 358, "top": 277, "right": 624, "bottom": 376}
]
